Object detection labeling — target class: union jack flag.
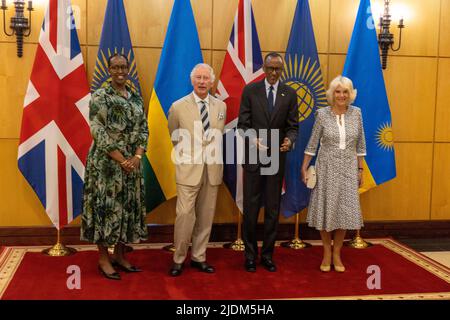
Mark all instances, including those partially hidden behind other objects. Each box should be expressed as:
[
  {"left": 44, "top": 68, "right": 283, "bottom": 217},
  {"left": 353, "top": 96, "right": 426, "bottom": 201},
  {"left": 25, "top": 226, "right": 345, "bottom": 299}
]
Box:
[
  {"left": 18, "top": 0, "right": 92, "bottom": 229},
  {"left": 216, "top": 0, "right": 264, "bottom": 212}
]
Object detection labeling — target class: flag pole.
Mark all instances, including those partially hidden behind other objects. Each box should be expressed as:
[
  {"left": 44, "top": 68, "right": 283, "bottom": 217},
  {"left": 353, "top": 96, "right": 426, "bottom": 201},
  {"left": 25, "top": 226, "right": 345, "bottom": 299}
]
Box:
[
  {"left": 281, "top": 212, "right": 311, "bottom": 249},
  {"left": 42, "top": 228, "right": 77, "bottom": 256},
  {"left": 344, "top": 229, "right": 372, "bottom": 248},
  {"left": 223, "top": 206, "right": 244, "bottom": 251}
]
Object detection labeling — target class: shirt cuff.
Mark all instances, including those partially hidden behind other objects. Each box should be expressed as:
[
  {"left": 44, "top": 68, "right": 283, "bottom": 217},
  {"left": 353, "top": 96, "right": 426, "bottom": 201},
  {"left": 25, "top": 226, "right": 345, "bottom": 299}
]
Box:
[
  {"left": 304, "top": 151, "right": 316, "bottom": 156},
  {"left": 357, "top": 153, "right": 367, "bottom": 157}
]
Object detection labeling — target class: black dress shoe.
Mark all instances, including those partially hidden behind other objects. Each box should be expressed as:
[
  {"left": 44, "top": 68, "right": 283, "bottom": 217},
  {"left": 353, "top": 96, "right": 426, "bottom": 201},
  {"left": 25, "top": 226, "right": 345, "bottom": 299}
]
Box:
[
  {"left": 98, "top": 265, "right": 121, "bottom": 280},
  {"left": 245, "top": 259, "right": 256, "bottom": 272},
  {"left": 261, "top": 258, "right": 277, "bottom": 272},
  {"left": 169, "top": 263, "right": 183, "bottom": 277},
  {"left": 190, "top": 260, "right": 215, "bottom": 273}
]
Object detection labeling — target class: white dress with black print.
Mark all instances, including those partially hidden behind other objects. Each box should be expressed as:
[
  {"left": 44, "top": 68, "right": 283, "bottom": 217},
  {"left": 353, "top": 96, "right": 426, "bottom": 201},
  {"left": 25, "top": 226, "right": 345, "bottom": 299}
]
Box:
[{"left": 305, "top": 106, "right": 367, "bottom": 232}]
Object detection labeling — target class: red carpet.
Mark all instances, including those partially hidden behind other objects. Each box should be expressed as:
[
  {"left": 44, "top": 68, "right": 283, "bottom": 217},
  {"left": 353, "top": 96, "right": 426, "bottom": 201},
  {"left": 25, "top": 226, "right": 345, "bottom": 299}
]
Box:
[{"left": 1, "top": 239, "right": 449, "bottom": 300}]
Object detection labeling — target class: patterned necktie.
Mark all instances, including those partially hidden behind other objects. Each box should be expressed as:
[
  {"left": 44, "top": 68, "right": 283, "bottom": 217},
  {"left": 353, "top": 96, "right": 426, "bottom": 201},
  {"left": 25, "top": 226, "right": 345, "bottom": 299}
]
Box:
[
  {"left": 200, "top": 100, "right": 210, "bottom": 132},
  {"left": 268, "top": 85, "right": 274, "bottom": 114}
]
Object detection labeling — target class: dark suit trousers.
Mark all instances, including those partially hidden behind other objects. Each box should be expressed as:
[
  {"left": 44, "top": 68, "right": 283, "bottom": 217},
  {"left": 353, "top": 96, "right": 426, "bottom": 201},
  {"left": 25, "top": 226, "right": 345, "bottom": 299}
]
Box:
[{"left": 242, "top": 168, "right": 283, "bottom": 261}]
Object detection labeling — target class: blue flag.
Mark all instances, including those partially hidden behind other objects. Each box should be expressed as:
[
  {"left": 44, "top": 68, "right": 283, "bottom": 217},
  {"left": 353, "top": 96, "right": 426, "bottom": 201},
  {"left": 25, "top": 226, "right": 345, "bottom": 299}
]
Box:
[
  {"left": 91, "top": 0, "right": 141, "bottom": 95},
  {"left": 144, "top": 0, "right": 204, "bottom": 210},
  {"left": 280, "top": 0, "right": 327, "bottom": 218},
  {"left": 343, "top": 0, "right": 396, "bottom": 191}
]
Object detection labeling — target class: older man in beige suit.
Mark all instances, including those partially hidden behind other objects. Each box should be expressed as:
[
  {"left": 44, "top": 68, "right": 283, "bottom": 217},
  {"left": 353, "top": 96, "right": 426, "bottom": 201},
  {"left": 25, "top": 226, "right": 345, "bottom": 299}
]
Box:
[{"left": 168, "top": 63, "right": 227, "bottom": 276}]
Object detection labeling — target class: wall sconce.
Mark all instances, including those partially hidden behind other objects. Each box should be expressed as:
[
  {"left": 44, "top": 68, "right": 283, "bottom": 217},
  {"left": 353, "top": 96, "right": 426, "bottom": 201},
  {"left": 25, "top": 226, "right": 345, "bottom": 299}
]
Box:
[
  {"left": 378, "top": 0, "right": 405, "bottom": 69},
  {"left": 1, "top": 0, "right": 33, "bottom": 57}
]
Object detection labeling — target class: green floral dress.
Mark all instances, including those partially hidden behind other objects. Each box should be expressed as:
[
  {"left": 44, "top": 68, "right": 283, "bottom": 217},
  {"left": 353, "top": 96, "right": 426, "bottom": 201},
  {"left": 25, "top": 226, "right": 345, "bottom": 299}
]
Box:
[{"left": 80, "top": 84, "right": 149, "bottom": 246}]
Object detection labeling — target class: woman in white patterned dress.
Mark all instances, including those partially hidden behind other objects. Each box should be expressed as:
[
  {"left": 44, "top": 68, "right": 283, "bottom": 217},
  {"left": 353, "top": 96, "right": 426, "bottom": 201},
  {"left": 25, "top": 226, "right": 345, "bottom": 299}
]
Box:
[{"left": 301, "top": 76, "right": 366, "bottom": 273}]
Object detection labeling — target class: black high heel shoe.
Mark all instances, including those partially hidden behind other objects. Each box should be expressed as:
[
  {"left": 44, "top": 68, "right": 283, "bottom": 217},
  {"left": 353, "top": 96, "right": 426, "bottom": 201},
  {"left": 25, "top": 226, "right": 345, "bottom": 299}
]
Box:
[
  {"left": 111, "top": 261, "right": 142, "bottom": 273},
  {"left": 98, "top": 265, "right": 121, "bottom": 280}
]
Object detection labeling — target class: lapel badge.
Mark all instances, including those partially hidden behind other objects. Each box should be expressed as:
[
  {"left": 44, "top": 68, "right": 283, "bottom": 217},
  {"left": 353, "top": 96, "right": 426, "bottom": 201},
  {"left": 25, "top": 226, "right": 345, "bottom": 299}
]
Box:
[{"left": 218, "top": 112, "right": 225, "bottom": 120}]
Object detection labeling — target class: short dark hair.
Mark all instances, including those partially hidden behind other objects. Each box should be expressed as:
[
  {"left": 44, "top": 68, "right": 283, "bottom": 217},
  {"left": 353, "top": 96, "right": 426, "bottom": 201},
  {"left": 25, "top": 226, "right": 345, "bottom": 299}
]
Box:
[
  {"left": 107, "top": 53, "right": 129, "bottom": 68},
  {"left": 264, "top": 52, "right": 283, "bottom": 64}
]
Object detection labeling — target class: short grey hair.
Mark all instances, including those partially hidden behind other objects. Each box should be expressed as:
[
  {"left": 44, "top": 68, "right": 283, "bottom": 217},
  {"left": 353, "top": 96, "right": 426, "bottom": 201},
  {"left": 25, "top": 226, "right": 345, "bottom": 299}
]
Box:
[
  {"left": 190, "top": 63, "right": 215, "bottom": 83},
  {"left": 326, "top": 75, "right": 357, "bottom": 106}
]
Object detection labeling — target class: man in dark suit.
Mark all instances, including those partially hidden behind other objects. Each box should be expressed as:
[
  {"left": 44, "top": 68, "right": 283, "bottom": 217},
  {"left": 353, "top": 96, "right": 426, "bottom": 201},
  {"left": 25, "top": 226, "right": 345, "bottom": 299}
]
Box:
[{"left": 237, "top": 52, "right": 298, "bottom": 272}]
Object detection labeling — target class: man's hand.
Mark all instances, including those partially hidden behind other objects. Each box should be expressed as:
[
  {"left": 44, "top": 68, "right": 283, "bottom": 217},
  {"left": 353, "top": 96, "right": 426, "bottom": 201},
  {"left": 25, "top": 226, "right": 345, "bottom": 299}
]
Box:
[
  {"left": 280, "top": 137, "right": 292, "bottom": 152},
  {"left": 252, "top": 138, "right": 269, "bottom": 150}
]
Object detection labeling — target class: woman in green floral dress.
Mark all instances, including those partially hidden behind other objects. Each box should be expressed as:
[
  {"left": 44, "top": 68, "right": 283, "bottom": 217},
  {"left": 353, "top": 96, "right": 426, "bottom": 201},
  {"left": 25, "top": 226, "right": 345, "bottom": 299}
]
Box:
[{"left": 81, "top": 54, "right": 148, "bottom": 280}]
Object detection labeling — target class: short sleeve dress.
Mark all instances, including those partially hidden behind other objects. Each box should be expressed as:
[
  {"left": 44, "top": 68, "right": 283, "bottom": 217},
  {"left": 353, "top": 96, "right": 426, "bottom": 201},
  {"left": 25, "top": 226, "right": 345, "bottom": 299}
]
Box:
[
  {"left": 80, "top": 84, "right": 149, "bottom": 246},
  {"left": 304, "top": 106, "right": 367, "bottom": 232}
]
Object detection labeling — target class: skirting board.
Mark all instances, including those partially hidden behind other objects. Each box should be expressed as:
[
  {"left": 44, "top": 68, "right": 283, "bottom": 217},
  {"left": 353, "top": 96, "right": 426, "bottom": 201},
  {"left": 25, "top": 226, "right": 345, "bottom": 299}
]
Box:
[{"left": 1, "top": 221, "right": 450, "bottom": 246}]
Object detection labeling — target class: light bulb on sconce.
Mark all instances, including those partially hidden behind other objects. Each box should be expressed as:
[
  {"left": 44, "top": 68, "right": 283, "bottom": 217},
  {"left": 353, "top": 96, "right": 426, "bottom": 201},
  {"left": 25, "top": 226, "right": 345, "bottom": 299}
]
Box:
[
  {"left": 1, "top": 0, "right": 34, "bottom": 57},
  {"left": 377, "top": 0, "right": 406, "bottom": 69}
]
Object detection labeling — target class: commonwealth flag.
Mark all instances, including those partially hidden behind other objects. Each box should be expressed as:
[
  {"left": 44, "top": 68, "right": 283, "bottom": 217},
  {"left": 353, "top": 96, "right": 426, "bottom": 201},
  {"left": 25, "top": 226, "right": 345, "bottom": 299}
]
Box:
[
  {"left": 91, "top": 0, "right": 141, "bottom": 94},
  {"left": 343, "top": 0, "right": 396, "bottom": 192},
  {"left": 144, "top": 0, "right": 203, "bottom": 211},
  {"left": 280, "top": 0, "right": 327, "bottom": 217}
]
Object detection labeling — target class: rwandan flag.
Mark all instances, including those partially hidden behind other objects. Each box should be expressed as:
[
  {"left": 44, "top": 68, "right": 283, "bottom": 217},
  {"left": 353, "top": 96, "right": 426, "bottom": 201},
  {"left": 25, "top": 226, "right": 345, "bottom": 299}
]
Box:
[
  {"left": 280, "top": 0, "right": 327, "bottom": 217},
  {"left": 343, "top": 0, "right": 396, "bottom": 192},
  {"left": 144, "top": 0, "right": 203, "bottom": 211},
  {"left": 91, "top": 0, "right": 140, "bottom": 94}
]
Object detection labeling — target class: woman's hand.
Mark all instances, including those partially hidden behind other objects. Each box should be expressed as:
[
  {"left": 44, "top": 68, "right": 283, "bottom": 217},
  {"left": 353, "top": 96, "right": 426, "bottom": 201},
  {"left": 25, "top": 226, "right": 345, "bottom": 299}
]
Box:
[
  {"left": 128, "top": 155, "right": 141, "bottom": 170},
  {"left": 119, "top": 159, "right": 134, "bottom": 173},
  {"left": 119, "top": 156, "right": 140, "bottom": 173},
  {"left": 301, "top": 167, "right": 308, "bottom": 185}
]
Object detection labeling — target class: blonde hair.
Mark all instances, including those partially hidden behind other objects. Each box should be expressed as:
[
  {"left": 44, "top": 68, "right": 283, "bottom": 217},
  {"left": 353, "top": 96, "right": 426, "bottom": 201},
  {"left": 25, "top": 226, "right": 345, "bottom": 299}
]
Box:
[{"left": 326, "top": 75, "right": 357, "bottom": 106}]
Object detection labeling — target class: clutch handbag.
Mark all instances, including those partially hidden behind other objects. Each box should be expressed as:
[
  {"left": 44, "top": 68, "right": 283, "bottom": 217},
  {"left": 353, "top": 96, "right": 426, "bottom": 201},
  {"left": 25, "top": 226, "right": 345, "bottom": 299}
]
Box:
[{"left": 306, "top": 165, "right": 317, "bottom": 189}]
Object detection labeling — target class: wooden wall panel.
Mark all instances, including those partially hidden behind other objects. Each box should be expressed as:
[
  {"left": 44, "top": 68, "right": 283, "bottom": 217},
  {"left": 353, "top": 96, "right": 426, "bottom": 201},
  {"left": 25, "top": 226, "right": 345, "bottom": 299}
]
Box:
[
  {"left": 0, "top": 43, "right": 37, "bottom": 139},
  {"left": 329, "top": 0, "right": 358, "bottom": 54},
  {"left": 435, "top": 58, "right": 450, "bottom": 141},
  {"left": 212, "top": 0, "right": 238, "bottom": 50},
  {"left": 360, "top": 143, "right": 433, "bottom": 220},
  {"left": 431, "top": 143, "right": 450, "bottom": 219},
  {"left": 440, "top": 0, "right": 450, "bottom": 56},
  {"left": 383, "top": 56, "right": 437, "bottom": 142},
  {"left": 310, "top": 0, "right": 330, "bottom": 53},
  {"left": 252, "top": 0, "right": 297, "bottom": 52},
  {"left": 88, "top": 0, "right": 175, "bottom": 47},
  {"left": 0, "top": 139, "right": 51, "bottom": 226},
  {"left": 327, "top": 54, "right": 346, "bottom": 83},
  {"left": 192, "top": 0, "right": 213, "bottom": 49}
]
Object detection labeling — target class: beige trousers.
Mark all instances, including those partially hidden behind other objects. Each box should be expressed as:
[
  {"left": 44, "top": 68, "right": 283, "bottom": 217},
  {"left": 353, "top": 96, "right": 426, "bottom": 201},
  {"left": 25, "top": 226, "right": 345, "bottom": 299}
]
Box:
[{"left": 173, "top": 167, "right": 219, "bottom": 264}]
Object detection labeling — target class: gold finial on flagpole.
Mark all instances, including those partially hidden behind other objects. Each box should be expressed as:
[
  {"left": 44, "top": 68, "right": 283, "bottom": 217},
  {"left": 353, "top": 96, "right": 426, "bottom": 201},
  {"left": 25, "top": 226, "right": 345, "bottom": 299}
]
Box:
[
  {"left": 344, "top": 229, "right": 372, "bottom": 248},
  {"left": 223, "top": 207, "right": 245, "bottom": 251},
  {"left": 42, "top": 228, "right": 77, "bottom": 256},
  {"left": 281, "top": 212, "right": 311, "bottom": 249}
]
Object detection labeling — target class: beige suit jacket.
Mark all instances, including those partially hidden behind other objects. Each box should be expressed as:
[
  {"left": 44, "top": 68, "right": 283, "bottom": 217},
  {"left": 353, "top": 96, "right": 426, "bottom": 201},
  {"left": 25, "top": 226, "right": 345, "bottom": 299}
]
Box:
[{"left": 168, "top": 93, "right": 227, "bottom": 186}]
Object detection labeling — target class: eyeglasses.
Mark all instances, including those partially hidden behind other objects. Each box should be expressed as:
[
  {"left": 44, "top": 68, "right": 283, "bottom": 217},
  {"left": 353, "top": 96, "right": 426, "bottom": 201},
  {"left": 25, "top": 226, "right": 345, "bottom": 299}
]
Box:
[
  {"left": 265, "top": 66, "right": 284, "bottom": 73},
  {"left": 109, "top": 65, "right": 129, "bottom": 72}
]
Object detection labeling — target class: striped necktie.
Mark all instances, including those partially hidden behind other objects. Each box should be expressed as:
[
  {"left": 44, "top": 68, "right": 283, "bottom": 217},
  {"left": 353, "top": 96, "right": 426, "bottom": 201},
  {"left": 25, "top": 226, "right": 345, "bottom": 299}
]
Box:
[{"left": 200, "top": 100, "right": 210, "bottom": 132}]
